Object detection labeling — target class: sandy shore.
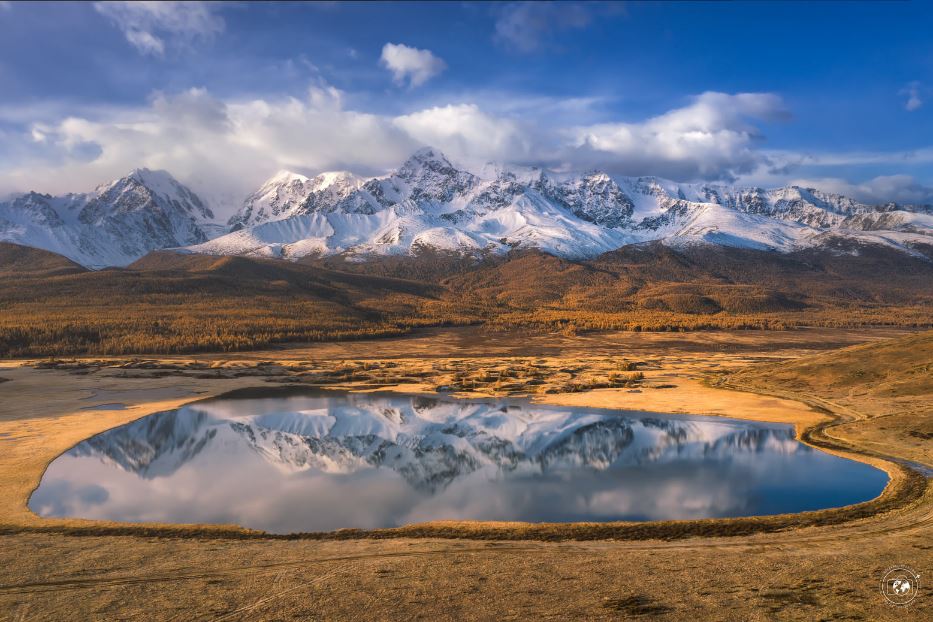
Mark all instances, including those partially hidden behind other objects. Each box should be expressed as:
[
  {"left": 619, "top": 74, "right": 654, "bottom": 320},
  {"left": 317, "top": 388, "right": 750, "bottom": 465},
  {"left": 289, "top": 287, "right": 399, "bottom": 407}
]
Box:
[{"left": 0, "top": 327, "right": 929, "bottom": 620}]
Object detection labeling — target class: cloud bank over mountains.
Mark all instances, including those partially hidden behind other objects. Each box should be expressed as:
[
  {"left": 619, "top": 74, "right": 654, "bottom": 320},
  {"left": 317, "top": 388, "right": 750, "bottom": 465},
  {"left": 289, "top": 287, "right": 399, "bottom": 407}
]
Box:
[
  {"left": 3, "top": 83, "right": 929, "bottom": 218},
  {"left": 0, "top": 2, "right": 930, "bottom": 215}
]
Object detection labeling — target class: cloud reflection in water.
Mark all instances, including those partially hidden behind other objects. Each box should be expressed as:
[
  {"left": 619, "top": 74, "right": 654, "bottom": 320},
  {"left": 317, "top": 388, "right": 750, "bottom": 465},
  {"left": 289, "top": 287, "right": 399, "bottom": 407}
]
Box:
[{"left": 30, "top": 391, "right": 888, "bottom": 533}]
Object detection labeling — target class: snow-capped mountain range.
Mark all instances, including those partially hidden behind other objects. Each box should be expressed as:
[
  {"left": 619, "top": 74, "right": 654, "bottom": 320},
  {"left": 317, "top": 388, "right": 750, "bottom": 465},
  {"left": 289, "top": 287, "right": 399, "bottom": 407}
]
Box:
[{"left": 3, "top": 147, "right": 932, "bottom": 267}]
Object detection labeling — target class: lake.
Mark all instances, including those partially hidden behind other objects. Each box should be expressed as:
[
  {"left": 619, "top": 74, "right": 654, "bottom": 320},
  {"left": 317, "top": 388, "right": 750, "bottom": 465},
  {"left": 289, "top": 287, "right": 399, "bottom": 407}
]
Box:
[{"left": 30, "top": 389, "right": 888, "bottom": 533}]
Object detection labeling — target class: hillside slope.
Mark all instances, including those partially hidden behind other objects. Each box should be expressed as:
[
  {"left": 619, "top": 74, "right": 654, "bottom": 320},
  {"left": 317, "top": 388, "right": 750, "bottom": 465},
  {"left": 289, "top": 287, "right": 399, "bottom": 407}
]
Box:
[
  {"left": 0, "top": 242, "right": 931, "bottom": 356},
  {"left": 0, "top": 242, "right": 86, "bottom": 276},
  {"left": 727, "top": 330, "right": 933, "bottom": 465},
  {"left": 436, "top": 241, "right": 933, "bottom": 316},
  {"left": 0, "top": 251, "right": 452, "bottom": 356}
]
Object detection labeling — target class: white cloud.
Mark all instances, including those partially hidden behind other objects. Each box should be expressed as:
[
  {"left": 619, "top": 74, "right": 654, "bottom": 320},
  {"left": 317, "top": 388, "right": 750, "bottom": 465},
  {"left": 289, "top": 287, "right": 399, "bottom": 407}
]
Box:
[
  {"left": 393, "top": 104, "right": 532, "bottom": 166},
  {"left": 0, "top": 89, "right": 795, "bottom": 212},
  {"left": 94, "top": 1, "right": 224, "bottom": 57},
  {"left": 903, "top": 81, "right": 923, "bottom": 112},
  {"left": 789, "top": 174, "right": 933, "bottom": 206},
  {"left": 3, "top": 85, "right": 928, "bottom": 215},
  {"left": 567, "top": 92, "right": 790, "bottom": 180},
  {"left": 124, "top": 29, "right": 165, "bottom": 56},
  {"left": 0, "top": 86, "right": 417, "bottom": 216},
  {"left": 380, "top": 43, "right": 446, "bottom": 88},
  {"left": 494, "top": 2, "right": 594, "bottom": 52},
  {"left": 761, "top": 146, "right": 933, "bottom": 171}
]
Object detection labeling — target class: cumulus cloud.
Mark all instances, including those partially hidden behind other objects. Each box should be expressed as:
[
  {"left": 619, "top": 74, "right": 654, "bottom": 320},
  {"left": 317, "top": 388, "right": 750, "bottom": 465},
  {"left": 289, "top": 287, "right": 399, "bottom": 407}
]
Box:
[
  {"left": 393, "top": 104, "right": 533, "bottom": 165},
  {"left": 4, "top": 85, "right": 925, "bottom": 216},
  {"left": 27, "top": 118, "right": 104, "bottom": 163},
  {"left": 380, "top": 43, "right": 446, "bottom": 88},
  {"left": 903, "top": 81, "right": 923, "bottom": 112},
  {"left": 0, "top": 86, "right": 417, "bottom": 215},
  {"left": 94, "top": 1, "right": 224, "bottom": 57},
  {"left": 150, "top": 87, "right": 230, "bottom": 131},
  {"left": 494, "top": 2, "right": 594, "bottom": 52},
  {"left": 0, "top": 89, "right": 792, "bottom": 213},
  {"left": 567, "top": 92, "right": 790, "bottom": 181}
]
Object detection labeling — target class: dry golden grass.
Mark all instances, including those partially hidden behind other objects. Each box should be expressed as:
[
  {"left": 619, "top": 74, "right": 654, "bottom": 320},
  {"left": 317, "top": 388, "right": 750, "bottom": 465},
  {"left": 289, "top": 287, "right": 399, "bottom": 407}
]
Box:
[
  {"left": 0, "top": 328, "right": 930, "bottom": 620},
  {"left": 724, "top": 330, "right": 933, "bottom": 466},
  {"left": 2, "top": 242, "right": 932, "bottom": 357}
]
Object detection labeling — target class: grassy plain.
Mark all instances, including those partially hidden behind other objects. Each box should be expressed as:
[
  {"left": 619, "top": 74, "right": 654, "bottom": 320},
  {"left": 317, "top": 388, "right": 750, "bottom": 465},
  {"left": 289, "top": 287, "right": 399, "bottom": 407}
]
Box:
[{"left": 0, "top": 327, "right": 930, "bottom": 620}]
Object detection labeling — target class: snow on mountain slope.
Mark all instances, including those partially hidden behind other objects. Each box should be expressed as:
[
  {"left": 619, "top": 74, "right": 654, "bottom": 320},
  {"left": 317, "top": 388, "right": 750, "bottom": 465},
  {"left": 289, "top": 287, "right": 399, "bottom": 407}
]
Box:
[
  {"left": 0, "top": 169, "right": 218, "bottom": 268},
  {"left": 4, "top": 148, "right": 932, "bottom": 268},
  {"left": 228, "top": 170, "right": 364, "bottom": 229},
  {"left": 668, "top": 203, "right": 815, "bottom": 251},
  {"left": 192, "top": 148, "right": 933, "bottom": 261}
]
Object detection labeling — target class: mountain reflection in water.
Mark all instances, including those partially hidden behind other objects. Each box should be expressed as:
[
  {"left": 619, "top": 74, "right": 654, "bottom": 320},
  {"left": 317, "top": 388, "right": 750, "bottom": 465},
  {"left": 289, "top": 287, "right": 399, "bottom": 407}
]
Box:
[{"left": 31, "top": 391, "right": 888, "bottom": 533}]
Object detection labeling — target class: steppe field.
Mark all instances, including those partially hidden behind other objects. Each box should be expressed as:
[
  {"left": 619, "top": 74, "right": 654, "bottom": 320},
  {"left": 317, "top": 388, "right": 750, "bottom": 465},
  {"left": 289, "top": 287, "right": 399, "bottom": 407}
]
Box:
[{"left": 1, "top": 326, "right": 929, "bottom": 621}]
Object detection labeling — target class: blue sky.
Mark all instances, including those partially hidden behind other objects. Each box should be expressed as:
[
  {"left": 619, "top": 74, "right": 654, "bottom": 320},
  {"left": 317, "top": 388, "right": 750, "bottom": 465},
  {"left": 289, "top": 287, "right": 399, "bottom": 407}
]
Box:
[{"left": 0, "top": 1, "right": 931, "bottom": 213}]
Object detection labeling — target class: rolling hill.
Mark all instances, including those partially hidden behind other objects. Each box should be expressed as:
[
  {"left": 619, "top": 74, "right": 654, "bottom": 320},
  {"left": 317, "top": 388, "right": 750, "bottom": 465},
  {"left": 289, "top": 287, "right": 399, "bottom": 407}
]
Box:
[{"left": 1, "top": 240, "right": 931, "bottom": 356}]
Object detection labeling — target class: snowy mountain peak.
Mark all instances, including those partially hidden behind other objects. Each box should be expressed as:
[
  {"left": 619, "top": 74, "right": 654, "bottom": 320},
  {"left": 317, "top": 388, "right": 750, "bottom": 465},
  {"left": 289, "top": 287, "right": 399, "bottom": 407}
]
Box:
[
  {"left": 0, "top": 169, "right": 216, "bottom": 268},
  {"left": 256, "top": 169, "right": 364, "bottom": 196},
  {"left": 4, "top": 150, "right": 933, "bottom": 268},
  {"left": 312, "top": 171, "right": 359, "bottom": 191},
  {"left": 397, "top": 147, "right": 457, "bottom": 181},
  {"left": 126, "top": 166, "right": 175, "bottom": 186},
  {"left": 403, "top": 146, "right": 453, "bottom": 168},
  {"left": 194, "top": 151, "right": 933, "bottom": 262},
  {"left": 585, "top": 171, "right": 612, "bottom": 183},
  {"left": 95, "top": 168, "right": 214, "bottom": 220},
  {"left": 228, "top": 169, "right": 366, "bottom": 229},
  {"left": 394, "top": 147, "right": 477, "bottom": 203},
  {"left": 554, "top": 172, "right": 635, "bottom": 228},
  {"left": 265, "top": 170, "right": 312, "bottom": 186}
]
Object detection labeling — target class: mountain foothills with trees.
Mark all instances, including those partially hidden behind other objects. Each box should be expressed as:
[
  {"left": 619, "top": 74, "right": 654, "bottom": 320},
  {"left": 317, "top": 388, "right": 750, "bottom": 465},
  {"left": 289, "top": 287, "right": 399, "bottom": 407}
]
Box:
[{"left": 1, "top": 238, "right": 931, "bottom": 356}]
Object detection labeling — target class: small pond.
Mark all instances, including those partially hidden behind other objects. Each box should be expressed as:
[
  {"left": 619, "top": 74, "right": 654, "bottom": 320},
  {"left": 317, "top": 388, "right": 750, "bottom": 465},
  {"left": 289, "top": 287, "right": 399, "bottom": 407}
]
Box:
[{"left": 31, "top": 389, "right": 888, "bottom": 533}]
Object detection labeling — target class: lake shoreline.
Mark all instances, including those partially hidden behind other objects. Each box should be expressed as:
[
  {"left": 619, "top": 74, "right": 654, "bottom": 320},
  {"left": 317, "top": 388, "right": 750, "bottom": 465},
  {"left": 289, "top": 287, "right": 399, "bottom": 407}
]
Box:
[
  {"left": 1, "top": 327, "right": 927, "bottom": 541},
  {"left": 29, "top": 388, "right": 890, "bottom": 532}
]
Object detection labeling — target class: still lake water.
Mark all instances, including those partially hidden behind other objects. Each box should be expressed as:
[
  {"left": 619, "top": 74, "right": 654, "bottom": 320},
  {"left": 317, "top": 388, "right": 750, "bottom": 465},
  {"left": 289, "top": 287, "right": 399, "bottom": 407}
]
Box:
[{"left": 31, "top": 389, "right": 888, "bottom": 533}]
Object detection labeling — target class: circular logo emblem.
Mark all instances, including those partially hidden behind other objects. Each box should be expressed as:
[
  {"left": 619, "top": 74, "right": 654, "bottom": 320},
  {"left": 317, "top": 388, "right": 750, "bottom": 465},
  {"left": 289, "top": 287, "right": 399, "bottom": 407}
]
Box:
[{"left": 881, "top": 565, "right": 920, "bottom": 607}]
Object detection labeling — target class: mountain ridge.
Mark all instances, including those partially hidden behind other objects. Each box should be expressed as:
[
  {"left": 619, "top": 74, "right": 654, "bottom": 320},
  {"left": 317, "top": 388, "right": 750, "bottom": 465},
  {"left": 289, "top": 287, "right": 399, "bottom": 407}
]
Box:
[
  {"left": 200, "top": 147, "right": 933, "bottom": 263},
  {"left": 1, "top": 149, "right": 932, "bottom": 269},
  {"left": 70, "top": 396, "right": 798, "bottom": 494}
]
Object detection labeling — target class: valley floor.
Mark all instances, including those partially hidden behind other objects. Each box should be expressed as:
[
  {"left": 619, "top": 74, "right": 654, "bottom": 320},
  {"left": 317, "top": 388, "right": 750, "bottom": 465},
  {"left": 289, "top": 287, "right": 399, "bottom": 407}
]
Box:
[{"left": 0, "top": 327, "right": 929, "bottom": 620}]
